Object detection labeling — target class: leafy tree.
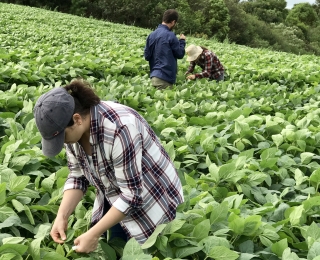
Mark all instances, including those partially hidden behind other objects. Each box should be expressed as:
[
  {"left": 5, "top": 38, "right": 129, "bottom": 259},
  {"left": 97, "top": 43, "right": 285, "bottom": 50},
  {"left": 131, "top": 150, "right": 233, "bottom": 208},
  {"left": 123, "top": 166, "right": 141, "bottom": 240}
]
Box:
[
  {"left": 224, "top": 0, "right": 255, "bottom": 44},
  {"left": 286, "top": 3, "right": 319, "bottom": 27},
  {"left": 241, "top": 0, "right": 288, "bottom": 23},
  {"left": 313, "top": 0, "right": 320, "bottom": 15},
  {"left": 2, "top": 0, "right": 72, "bottom": 12},
  {"left": 270, "top": 23, "right": 307, "bottom": 54},
  {"left": 185, "top": 0, "right": 230, "bottom": 40}
]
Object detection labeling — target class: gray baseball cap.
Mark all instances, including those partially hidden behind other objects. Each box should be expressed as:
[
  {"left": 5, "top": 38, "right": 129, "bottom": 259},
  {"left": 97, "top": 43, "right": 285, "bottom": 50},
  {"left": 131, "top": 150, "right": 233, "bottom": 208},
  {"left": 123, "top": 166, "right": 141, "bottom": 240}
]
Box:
[{"left": 33, "top": 87, "right": 75, "bottom": 157}]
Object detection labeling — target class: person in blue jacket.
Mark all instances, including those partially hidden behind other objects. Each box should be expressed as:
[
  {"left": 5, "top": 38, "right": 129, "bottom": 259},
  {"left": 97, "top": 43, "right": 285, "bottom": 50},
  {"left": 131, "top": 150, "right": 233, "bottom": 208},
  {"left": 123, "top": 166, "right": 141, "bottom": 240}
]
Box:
[{"left": 144, "top": 9, "right": 186, "bottom": 89}]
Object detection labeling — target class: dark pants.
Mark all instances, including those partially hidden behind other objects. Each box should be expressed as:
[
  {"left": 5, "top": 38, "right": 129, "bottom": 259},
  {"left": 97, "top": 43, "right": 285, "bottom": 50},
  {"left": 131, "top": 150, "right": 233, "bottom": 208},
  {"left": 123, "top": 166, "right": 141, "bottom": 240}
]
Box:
[
  {"left": 216, "top": 72, "right": 225, "bottom": 82},
  {"left": 212, "top": 72, "right": 224, "bottom": 82},
  {"left": 103, "top": 198, "right": 128, "bottom": 242}
]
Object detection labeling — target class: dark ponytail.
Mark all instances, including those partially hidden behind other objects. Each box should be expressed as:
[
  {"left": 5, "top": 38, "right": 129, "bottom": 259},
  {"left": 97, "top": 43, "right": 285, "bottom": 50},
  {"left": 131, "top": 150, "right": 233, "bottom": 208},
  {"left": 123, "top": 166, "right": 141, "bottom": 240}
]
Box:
[{"left": 64, "top": 79, "right": 100, "bottom": 126}]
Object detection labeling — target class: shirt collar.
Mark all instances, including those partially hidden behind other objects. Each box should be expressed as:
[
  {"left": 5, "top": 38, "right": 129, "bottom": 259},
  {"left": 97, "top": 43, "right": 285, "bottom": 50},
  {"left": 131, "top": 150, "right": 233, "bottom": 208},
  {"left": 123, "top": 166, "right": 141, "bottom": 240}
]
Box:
[{"left": 158, "top": 24, "right": 170, "bottom": 30}]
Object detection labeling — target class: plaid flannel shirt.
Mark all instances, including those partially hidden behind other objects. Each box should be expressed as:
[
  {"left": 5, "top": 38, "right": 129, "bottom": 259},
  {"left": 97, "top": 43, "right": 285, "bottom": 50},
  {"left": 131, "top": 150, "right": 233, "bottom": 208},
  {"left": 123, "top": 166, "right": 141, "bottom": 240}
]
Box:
[
  {"left": 186, "top": 49, "right": 224, "bottom": 79},
  {"left": 64, "top": 101, "right": 183, "bottom": 244}
]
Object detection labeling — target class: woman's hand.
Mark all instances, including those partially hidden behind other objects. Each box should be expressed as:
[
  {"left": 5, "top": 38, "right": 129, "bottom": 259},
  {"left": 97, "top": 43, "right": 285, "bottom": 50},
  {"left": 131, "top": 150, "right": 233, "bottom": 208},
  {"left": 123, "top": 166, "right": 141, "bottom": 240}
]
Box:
[
  {"left": 186, "top": 74, "right": 196, "bottom": 80},
  {"left": 50, "top": 216, "right": 68, "bottom": 243},
  {"left": 73, "top": 230, "right": 100, "bottom": 253}
]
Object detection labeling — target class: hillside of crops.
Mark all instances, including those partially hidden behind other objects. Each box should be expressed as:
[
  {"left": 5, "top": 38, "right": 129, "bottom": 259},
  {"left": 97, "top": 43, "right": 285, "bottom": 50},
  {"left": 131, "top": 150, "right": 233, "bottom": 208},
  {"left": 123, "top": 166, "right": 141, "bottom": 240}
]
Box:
[{"left": 2, "top": 3, "right": 320, "bottom": 260}]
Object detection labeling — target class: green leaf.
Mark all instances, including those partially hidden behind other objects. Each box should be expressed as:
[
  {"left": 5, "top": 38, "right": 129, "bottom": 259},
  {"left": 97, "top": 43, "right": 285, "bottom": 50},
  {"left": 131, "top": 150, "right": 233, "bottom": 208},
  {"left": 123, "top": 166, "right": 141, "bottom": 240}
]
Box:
[
  {"left": 260, "top": 158, "right": 278, "bottom": 169},
  {"left": 9, "top": 155, "right": 31, "bottom": 171},
  {"left": 8, "top": 176, "right": 30, "bottom": 192},
  {"left": 261, "top": 226, "right": 280, "bottom": 241},
  {"left": 243, "top": 215, "right": 262, "bottom": 236},
  {"left": 123, "top": 238, "right": 143, "bottom": 256},
  {"left": 301, "top": 152, "right": 314, "bottom": 165},
  {"left": 0, "top": 244, "right": 28, "bottom": 255},
  {"left": 11, "top": 199, "right": 25, "bottom": 212},
  {"left": 175, "top": 246, "right": 203, "bottom": 259},
  {"left": 185, "top": 126, "right": 200, "bottom": 144},
  {"left": 0, "top": 216, "right": 21, "bottom": 229},
  {"left": 3, "top": 140, "right": 22, "bottom": 155},
  {"left": 239, "top": 240, "right": 254, "bottom": 253},
  {"left": 2, "top": 237, "right": 24, "bottom": 244},
  {"left": 296, "top": 117, "right": 310, "bottom": 128},
  {"left": 271, "top": 238, "right": 288, "bottom": 257},
  {"left": 259, "top": 235, "right": 273, "bottom": 247},
  {"left": 228, "top": 214, "right": 245, "bottom": 235},
  {"left": 56, "top": 244, "right": 64, "bottom": 256},
  {"left": 282, "top": 248, "right": 300, "bottom": 260},
  {"left": 0, "top": 183, "right": 6, "bottom": 205},
  {"left": 65, "top": 229, "right": 75, "bottom": 242},
  {"left": 218, "top": 162, "right": 236, "bottom": 182},
  {"left": 239, "top": 149, "right": 254, "bottom": 159},
  {"left": 210, "top": 201, "right": 228, "bottom": 224},
  {"left": 56, "top": 167, "right": 69, "bottom": 179},
  {"left": 0, "top": 253, "right": 17, "bottom": 260},
  {"left": 307, "top": 241, "right": 320, "bottom": 260},
  {"left": 0, "top": 206, "right": 16, "bottom": 222},
  {"left": 289, "top": 205, "right": 306, "bottom": 225},
  {"left": 208, "top": 163, "right": 219, "bottom": 183},
  {"left": 245, "top": 172, "right": 267, "bottom": 186},
  {"left": 122, "top": 255, "right": 152, "bottom": 260},
  {"left": 272, "top": 134, "right": 283, "bottom": 148},
  {"left": 199, "top": 236, "right": 230, "bottom": 255},
  {"left": 303, "top": 197, "right": 320, "bottom": 211},
  {"left": 200, "top": 136, "right": 215, "bottom": 152},
  {"left": 208, "top": 246, "right": 239, "bottom": 260},
  {"left": 162, "top": 141, "right": 175, "bottom": 161},
  {"left": 141, "top": 224, "right": 166, "bottom": 249},
  {"left": 100, "top": 240, "right": 117, "bottom": 260},
  {"left": 43, "top": 252, "right": 68, "bottom": 260},
  {"left": 235, "top": 156, "right": 247, "bottom": 170},
  {"left": 192, "top": 219, "right": 210, "bottom": 241},
  {"left": 305, "top": 222, "right": 320, "bottom": 241},
  {"left": 277, "top": 155, "right": 296, "bottom": 168},
  {"left": 24, "top": 205, "right": 35, "bottom": 225},
  {"left": 234, "top": 119, "right": 250, "bottom": 136},
  {"left": 155, "top": 235, "right": 168, "bottom": 252},
  {"left": 310, "top": 168, "right": 320, "bottom": 187},
  {"left": 184, "top": 173, "right": 197, "bottom": 188},
  {"left": 28, "top": 238, "right": 42, "bottom": 260},
  {"left": 238, "top": 253, "right": 258, "bottom": 260},
  {"left": 294, "top": 168, "right": 308, "bottom": 186},
  {"left": 260, "top": 147, "right": 277, "bottom": 160},
  {"left": 162, "top": 219, "right": 185, "bottom": 235},
  {"left": 41, "top": 173, "right": 55, "bottom": 192},
  {"left": 160, "top": 128, "right": 176, "bottom": 138},
  {"left": 34, "top": 224, "right": 51, "bottom": 240}
]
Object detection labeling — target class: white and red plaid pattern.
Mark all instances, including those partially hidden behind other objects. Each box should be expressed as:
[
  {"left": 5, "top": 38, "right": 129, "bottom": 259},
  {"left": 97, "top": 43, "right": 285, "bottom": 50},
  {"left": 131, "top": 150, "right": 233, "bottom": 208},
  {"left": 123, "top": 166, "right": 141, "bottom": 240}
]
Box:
[
  {"left": 186, "top": 49, "right": 224, "bottom": 80},
  {"left": 64, "top": 101, "right": 183, "bottom": 244}
]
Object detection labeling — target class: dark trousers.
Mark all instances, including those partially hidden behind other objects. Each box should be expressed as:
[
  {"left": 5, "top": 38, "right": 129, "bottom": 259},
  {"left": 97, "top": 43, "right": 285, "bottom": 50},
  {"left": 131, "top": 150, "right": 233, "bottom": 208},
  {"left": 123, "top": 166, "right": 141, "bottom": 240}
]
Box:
[{"left": 103, "top": 198, "right": 128, "bottom": 242}]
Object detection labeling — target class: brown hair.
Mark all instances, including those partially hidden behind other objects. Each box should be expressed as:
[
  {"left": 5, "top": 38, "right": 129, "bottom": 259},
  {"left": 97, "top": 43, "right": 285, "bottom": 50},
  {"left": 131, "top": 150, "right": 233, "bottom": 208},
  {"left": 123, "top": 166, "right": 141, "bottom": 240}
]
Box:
[
  {"left": 64, "top": 79, "right": 100, "bottom": 126},
  {"left": 162, "top": 9, "right": 178, "bottom": 23}
]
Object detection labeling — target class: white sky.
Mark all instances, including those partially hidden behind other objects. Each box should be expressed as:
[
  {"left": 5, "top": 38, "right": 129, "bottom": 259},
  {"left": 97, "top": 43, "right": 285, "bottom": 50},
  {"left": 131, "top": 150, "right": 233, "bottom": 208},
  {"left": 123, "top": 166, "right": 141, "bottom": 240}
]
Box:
[{"left": 286, "top": 0, "right": 316, "bottom": 9}]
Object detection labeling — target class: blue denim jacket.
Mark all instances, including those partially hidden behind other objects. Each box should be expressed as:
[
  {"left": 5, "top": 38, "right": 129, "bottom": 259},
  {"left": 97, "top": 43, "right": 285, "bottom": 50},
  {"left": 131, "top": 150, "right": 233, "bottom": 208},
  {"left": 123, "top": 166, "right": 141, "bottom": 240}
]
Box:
[{"left": 144, "top": 24, "right": 185, "bottom": 84}]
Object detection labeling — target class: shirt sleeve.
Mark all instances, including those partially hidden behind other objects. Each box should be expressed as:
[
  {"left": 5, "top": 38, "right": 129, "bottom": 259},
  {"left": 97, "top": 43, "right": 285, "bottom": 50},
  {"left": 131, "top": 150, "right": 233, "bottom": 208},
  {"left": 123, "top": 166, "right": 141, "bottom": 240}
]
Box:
[
  {"left": 63, "top": 144, "right": 89, "bottom": 194},
  {"left": 170, "top": 36, "right": 186, "bottom": 59},
  {"left": 186, "top": 61, "right": 196, "bottom": 74},
  {"left": 195, "top": 52, "right": 213, "bottom": 79},
  {"left": 111, "top": 124, "right": 144, "bottom": 215}
]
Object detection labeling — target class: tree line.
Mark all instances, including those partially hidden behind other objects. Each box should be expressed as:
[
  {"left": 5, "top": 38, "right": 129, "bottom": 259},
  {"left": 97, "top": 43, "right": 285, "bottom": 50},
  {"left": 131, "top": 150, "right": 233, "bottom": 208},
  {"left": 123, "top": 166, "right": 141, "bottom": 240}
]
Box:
[{"left": 3, "top": 0, "right": 320, "bottom": 55}]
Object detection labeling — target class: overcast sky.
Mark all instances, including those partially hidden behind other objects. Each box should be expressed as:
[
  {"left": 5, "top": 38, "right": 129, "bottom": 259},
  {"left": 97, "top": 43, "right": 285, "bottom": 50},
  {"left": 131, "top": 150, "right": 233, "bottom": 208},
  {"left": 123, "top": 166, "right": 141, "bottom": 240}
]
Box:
[{"left": 286, "top": 0, "right": 316, "bottom": 9}]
